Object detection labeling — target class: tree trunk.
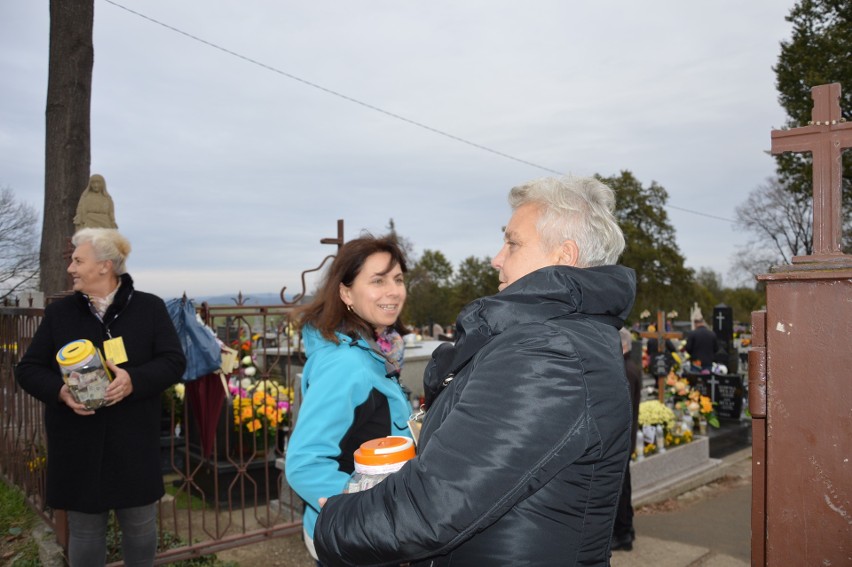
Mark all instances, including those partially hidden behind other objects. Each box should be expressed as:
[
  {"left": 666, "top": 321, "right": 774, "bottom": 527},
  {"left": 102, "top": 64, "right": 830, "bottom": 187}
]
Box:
[{"left": 41, "top": 0, "right": 94, "bottom": 296}]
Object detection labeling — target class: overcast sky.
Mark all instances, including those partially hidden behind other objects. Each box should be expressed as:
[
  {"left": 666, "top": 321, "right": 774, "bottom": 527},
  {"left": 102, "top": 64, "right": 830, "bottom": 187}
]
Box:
[{"left": 2, "top": 1, "right": 797, "bottom": 301}]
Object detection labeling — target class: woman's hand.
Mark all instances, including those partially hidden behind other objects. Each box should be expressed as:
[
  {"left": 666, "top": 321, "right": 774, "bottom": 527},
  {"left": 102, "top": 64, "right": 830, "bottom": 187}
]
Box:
[
  {"left": 104, "top": 359, "right": 133, "bottom": 405},
  {"left": 59, "top": 385, "right": 95, "bottom": 416}
]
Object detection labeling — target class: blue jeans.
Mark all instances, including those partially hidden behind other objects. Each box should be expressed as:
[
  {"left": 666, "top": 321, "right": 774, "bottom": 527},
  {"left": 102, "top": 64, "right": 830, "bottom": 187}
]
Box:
[{"left": 67, "top": 503, "right": 158, "bottom": 567}]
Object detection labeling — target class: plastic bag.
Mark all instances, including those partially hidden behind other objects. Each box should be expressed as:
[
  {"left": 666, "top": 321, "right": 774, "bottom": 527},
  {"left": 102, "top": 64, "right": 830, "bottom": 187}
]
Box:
[{"left": 166, "top": 298, "right": 221, "bottom": 382}]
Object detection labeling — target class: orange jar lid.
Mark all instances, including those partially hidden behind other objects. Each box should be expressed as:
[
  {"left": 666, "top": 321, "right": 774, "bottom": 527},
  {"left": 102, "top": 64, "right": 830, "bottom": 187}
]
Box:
[{"left": 354, "top": 436, "right": 415, "bottom": 466}]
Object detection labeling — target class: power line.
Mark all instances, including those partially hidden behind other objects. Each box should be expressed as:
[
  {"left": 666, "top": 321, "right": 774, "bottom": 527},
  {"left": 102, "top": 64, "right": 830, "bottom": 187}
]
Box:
[{"left": 102, "top": 0, "right": 735, "bottom": 224}]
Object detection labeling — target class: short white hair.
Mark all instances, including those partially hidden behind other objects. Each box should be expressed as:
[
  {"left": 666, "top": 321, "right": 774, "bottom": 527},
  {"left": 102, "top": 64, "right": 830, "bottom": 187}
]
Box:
[
  {"left": 508, "top": 176, "right": 625, "bottom": 267},
  {"left": 72, "top": 228, "right": 131, "bottom": 275}
]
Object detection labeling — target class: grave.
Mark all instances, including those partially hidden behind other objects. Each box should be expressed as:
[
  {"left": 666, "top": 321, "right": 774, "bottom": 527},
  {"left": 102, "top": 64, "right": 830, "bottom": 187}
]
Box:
[
  {"left": 630, "top": 436, "right": 720, "bottom": 505},
  {"left": 685, "top": 372, "right": 751, "bottom": 458}
]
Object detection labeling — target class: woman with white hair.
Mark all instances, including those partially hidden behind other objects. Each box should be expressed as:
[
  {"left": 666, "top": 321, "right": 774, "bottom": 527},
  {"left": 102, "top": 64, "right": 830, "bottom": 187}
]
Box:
[{"left": 16, "top": 228, "right": 185, "bottom": 566}]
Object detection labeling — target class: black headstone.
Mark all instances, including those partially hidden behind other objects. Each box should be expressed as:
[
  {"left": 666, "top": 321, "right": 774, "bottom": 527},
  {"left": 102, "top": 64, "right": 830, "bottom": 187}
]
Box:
[
  {"left": 712, "top": 304, "right": 738, "bottom": 374},
  {"left": 685, "top": 373, "right": 744, "bottom": 420}
]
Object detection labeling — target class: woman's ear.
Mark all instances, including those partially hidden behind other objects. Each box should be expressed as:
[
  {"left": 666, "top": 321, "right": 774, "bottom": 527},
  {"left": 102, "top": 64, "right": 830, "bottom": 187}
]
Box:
[{"left": 339, "top": 282, "right": 351, "bottom": 306}]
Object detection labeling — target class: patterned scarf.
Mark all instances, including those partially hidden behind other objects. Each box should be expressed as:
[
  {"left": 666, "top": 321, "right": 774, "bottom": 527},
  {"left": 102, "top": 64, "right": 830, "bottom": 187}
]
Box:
[{"left": 372, "top": 329, "right": 405, "bottom": 377}]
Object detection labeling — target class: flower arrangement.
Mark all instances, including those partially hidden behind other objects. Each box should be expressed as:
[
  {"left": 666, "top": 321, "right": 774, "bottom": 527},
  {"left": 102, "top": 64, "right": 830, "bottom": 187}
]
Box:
[
  {"left": 637, "top": 400, "right": 676, "bottom": 431},
  {"left": 634, "top": 400, "right": 696, "bottom": 459},
  {"left": 664, "top": 370, "right": 720, "bottom": 428},
  {"left": 229, "top": 377, "right": 292, "bottom": 441}
]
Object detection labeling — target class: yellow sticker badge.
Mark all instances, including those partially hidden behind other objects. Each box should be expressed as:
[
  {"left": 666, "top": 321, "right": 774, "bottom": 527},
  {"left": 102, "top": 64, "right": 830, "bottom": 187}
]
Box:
[{"left": 103, "top": 337, "right": 128, "bottom": 365}]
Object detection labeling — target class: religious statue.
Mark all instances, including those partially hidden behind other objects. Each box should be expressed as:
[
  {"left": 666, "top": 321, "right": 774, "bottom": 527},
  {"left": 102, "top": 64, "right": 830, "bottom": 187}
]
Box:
[{"left": 73, "top": 174, "right": 118, "bottom": 231}]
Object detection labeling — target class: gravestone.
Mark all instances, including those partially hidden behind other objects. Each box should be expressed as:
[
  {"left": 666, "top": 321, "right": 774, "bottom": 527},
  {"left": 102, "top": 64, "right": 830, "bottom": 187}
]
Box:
[
  {"left": 712, "top": 303, "right": 737, "bottom": 374},
  {"left": 685, "top": 373, "right": 744, "bottom": 420}
]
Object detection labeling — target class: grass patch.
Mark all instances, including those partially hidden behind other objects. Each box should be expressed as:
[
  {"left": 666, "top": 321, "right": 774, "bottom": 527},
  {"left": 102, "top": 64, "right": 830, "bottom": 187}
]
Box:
[{"left": 0, "top": 478, "right": 41, "bottom": 566}]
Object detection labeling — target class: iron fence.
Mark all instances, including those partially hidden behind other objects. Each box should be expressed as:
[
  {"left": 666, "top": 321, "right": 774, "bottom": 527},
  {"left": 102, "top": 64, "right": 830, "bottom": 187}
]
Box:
[{"left": 0, "top": 298, "right": 309, "bottom": 564}]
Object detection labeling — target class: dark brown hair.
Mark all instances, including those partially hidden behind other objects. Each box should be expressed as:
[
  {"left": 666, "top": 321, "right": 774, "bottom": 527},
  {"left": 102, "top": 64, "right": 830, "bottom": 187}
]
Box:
[{"left": 295, "top": 235, "right": 408, "bottom": 343}]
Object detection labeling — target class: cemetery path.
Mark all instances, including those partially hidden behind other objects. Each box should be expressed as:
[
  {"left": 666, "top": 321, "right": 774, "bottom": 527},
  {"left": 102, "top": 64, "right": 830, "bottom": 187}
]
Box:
[{"left": 613, "top": 447, "right": 752, "bottom": 567}]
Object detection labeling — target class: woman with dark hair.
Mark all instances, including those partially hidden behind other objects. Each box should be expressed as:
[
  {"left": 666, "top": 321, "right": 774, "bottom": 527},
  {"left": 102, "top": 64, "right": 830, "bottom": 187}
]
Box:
[{"left": 285, "top": 235, "right": 413, "bottom": 563}]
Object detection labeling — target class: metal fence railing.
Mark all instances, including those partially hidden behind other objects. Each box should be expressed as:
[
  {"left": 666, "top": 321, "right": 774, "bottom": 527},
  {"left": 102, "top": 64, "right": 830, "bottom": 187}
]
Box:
[{"left": 1, "top": 298, "right": 309, "bottom": 564}]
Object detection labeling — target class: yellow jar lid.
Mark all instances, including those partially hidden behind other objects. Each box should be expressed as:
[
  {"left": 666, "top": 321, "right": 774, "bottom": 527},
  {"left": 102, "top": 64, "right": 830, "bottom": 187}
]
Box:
[{"left": 56, "top": 339, "right": 96, "bottom": 367}]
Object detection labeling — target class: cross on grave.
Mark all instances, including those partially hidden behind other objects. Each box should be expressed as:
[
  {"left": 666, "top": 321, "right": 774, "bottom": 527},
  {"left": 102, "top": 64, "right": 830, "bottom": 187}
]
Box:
[
  {"left": 705, "top": 374, "right": 720, "bottom": 404},
  {"left": 639, "top": 310, "right": 683, "bottom": 401},
  {"left": 715, "top": 310, "right": 726, "bottom": 330},
  {"left": 771, "top": 83, "right": 852, "bottom": 264}
]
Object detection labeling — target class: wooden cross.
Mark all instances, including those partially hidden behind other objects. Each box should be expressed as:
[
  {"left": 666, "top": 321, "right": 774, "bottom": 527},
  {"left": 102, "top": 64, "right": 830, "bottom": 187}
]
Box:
[
  {"left": 639, "top": 310, "right": 683, "bottom": 401},
  {"left": 770, "top": 83, "right": 852, "bottom": 264}
]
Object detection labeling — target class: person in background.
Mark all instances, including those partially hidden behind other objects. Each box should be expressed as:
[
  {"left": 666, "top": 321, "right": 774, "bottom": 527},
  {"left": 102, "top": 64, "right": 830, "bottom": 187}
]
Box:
[
  {"left": 16, "top": 228, "right": 186, "bottom": 566},
  {"left": 613, "top": 327, "right": 643, "bottom": 551},
  {"left": 285, "top": 235, "right": 413, "bottom": 565},
  {"left": 313, "top": 176, "right": 636, "bottom": 566},
  {"left": 685, "top": 317, "right": 719, "bottom": 372}
]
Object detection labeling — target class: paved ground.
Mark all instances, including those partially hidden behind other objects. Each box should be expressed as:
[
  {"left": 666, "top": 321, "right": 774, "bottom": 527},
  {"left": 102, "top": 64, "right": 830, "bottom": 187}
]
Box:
[{"left": 612, "top": 448, "right": 752, "bottom": 567}]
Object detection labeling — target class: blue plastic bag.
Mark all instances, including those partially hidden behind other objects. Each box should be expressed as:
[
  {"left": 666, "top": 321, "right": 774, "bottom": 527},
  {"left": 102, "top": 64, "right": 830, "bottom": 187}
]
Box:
[{"left": 166, "top": 298, "right": 221, "bottom": 382}]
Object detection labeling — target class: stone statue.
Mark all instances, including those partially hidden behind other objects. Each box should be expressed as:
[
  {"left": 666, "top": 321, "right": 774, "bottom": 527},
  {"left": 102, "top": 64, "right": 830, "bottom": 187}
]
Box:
[{"left": 73, "top": 174, "right": 118, "bottom": 231}]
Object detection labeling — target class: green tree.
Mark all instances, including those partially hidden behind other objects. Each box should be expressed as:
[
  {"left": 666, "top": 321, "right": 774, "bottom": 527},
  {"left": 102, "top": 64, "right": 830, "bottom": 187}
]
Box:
[
  {"left": 773, "top": 0, "right": 852, "bottom": 250},
  {"left": 600, "top": 171, "right": 694, "bottom": 322},
  {"left": 404, "top": 250, "right": 455, "bottom": 328},
  {"left": 721, "top": 286, "right": 766, "bottom": 325},
  {"left": 451, "top": 256, "right": 499, "bottom": 313}
]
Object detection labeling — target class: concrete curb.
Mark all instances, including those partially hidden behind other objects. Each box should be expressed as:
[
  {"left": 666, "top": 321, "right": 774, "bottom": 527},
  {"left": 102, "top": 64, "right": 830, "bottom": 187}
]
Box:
[{"left": 633, "top": 447, "right": 752, "bottom": 509}]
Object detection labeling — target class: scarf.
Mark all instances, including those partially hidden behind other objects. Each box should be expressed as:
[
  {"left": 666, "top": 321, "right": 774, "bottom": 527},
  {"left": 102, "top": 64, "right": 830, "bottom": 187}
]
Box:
[{"left": 363, "top": 328, "right": 405, "bottom": 378}]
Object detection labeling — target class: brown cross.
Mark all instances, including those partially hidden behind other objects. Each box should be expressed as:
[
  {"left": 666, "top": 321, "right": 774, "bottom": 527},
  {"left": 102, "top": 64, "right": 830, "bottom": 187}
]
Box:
[
  {"left": 770, "top": 83, "right": 852, "bottom": 263},
  {"left": 639, "top": 310, "right": 683, "bottom": 401}
]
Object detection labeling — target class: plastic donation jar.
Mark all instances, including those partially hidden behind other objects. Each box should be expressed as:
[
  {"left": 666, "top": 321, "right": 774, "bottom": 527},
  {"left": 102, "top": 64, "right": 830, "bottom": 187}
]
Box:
[
  {"left": 56, "top": 339, "right": 111, "bottom": 409},
  {"left": 346, "top": 436, "right": 415, "bottom": 493}
]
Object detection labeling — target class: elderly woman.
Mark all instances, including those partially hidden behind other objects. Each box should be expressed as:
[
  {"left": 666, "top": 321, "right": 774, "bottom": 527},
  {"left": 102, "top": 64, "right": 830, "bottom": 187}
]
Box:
[{"left": 16, "top": 228, "right": 185, "bottom": 566}]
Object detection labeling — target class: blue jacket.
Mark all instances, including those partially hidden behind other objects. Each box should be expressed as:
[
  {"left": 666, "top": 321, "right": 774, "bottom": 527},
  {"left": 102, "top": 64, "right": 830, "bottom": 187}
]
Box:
[
  {"left": 285, "top": 326, "right": 412, "bottom": 540},
  {"left": 316, "top": 265, "right": 636, "bottom": 566}
]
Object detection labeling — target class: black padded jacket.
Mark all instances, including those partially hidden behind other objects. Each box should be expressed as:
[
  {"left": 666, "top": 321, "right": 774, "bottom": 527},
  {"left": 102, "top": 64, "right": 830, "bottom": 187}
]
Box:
[{"left": 316, "top": 264, "right": 636, "bottom": 566}]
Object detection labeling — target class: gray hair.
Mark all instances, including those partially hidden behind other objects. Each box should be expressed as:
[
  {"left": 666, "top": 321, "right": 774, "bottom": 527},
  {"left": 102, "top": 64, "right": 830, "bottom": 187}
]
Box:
[
  {"left": 71, "top": 228, "right": 132, "bottom": 275},
  {"left": 508, "top": 176, "right": 625, "bottom": 267}
]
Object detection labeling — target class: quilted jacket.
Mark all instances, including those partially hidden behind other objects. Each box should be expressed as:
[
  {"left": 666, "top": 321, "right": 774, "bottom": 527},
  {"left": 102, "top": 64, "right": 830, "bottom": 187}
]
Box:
[{"left": 315, "top": 264, "right": 636, "bottom": 566}]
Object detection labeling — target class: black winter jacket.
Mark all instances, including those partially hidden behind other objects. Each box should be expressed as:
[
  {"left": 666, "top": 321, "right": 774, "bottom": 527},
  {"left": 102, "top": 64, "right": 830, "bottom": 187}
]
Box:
[
  {"left": 15, "top": 274, "right": 186, "bottom": 512},
  {"left": 315, "top": 265, "right": 636, "bottom": 566}
]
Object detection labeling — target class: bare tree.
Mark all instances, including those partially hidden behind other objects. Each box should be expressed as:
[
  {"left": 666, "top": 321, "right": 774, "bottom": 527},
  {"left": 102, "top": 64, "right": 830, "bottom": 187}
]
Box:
[
  {"left": 0, "top": 188, "right": 40, "bottom": 302},
  {"left": 732, "top": 177, "right": 813, "bottom": 281},
  {"left": 41, "top": 0, "right": 95, "bottom": 296}
]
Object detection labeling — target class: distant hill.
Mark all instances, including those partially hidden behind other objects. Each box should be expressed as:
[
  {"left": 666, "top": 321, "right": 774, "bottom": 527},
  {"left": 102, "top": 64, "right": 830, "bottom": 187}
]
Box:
[{"left": 191, "top": 292, "right": 295, "bottom": 306}]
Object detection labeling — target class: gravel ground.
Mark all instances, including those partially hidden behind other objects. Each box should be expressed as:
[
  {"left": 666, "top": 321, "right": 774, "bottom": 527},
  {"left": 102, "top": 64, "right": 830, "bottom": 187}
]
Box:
[{"left": 215, "top": 531, "right": 315, "bottom": 567}]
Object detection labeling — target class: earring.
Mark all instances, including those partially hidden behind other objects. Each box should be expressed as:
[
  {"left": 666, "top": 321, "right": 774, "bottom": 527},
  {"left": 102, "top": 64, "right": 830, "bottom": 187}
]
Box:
[{"left": 346, "top": 304, "right": 353, "bottom": 312}]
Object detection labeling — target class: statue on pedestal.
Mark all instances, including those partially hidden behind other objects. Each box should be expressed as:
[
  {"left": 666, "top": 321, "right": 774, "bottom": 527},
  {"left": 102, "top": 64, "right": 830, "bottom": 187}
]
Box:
[{"left": 73, "top": 174, "right": 118, "bottom": 231}]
